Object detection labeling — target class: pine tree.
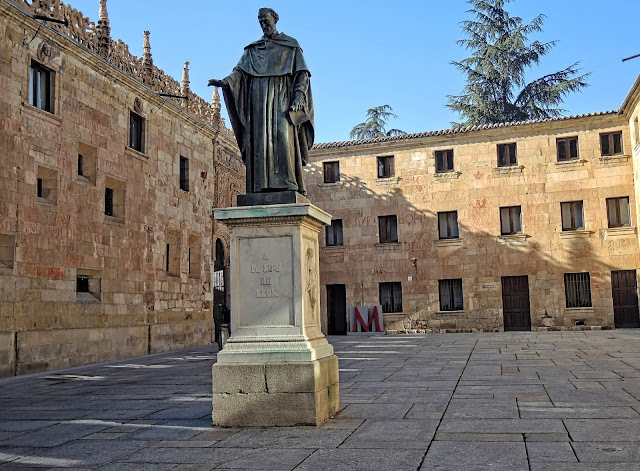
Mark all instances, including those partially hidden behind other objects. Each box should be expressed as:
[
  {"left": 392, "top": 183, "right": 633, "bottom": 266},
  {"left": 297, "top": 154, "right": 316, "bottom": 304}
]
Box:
[
  {"left": 447, "top": 0, "right": 589, "bottom": 127},
  {"left": 349, "top": 105, "right": 406, "bottom": 140}
]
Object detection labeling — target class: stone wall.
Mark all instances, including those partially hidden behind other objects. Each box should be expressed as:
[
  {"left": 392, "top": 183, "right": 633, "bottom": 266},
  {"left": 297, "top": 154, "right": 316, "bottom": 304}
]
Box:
[
  {"left": 307, "top": 113, "right": 640, "bottom": 333},
  {"left": 0, "top": 0, "right": 243, "bottom": 376}
]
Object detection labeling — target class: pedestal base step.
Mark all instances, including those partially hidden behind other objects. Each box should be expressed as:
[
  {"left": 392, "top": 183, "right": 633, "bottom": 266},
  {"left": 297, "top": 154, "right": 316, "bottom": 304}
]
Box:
[{"left": 212, "top": 355, "right": 339, "bottom": 427}]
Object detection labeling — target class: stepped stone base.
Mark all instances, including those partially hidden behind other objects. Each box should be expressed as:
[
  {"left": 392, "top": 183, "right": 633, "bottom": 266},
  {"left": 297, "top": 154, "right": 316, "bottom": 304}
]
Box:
[{"left": 212, "top": 355, "right": 339, "bottom": 427}]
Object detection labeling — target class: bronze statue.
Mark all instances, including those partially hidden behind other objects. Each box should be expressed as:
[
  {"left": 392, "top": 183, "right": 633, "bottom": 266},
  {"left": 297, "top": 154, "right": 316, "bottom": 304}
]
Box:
[{"left": 209, "top": 8, "right": 313, "bottom": 196}]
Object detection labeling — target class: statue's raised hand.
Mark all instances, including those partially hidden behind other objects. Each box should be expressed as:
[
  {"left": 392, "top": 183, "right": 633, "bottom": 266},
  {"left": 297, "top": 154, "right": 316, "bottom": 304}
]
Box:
[{"left": 208, "top": 78, "right": 226, "bottom": 87}]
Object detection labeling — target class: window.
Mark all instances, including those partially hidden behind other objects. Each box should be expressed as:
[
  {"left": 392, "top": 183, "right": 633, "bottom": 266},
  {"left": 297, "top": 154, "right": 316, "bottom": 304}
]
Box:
[
  {"left": 377, "top": 156, "right": 394, "bottom": 178},
  {"left": 188, "top": 234, "right": 201, "bottom": 277},
  {"left": 29, "top": 61, "right": 53, "bottom": 112},
  {"left": 500, "top": 206, "right": 522, "bottom": 235},
  {"left": 564, "top": 272, "right": 592, "bottom": 308},
  {"left": 438, "top": 211, "right": 459, "bottom": 239},
  {"left": 323, "top": 161, "right": 340, "bottom": 183},
  {"left": 439, "top": 279, "right": 464, "bottom": 311},
  {"left": 557, "top": 136, "right": 579, "bottom": 161},
  {"left": 180, "top": 156, "right": 189, "bottom": 192},
  {"left": 104, "top": 177, "right": 125, "bottom": 220},
  {"left": 379, "top": 282, "right": 402, "bottom": 313},
  {"left": 0, "top": 234, "right": 15, "bottom": 269},
  {"left": 600, "top": 132, "right": 623, "bottom": 156},
  {"left": 378, "top": 215, "right": 398, "bottom": 243},
  {"left": 77, "top": 276, "right": 89, "bottom": 293},
  {"left": 561, "top": 201, "right": 584, "bottom": 231},
  {"left": 326, "top": 219, "right": 343, "bottom": 246},
  {"left": 497, "top": 143, "right": 517, "bottom": 167},
  {"left": 36, "top": 166, "right": 57, "bottom": 205},
  {"left": 129, "top": 111, "right": 145, "bottom": 152},
  {"left": 436, "top": 150, "right": 454, "bottom": 173},
  {"left": 607, "top": 197, "right": 630, "bottom": 228},
  {"left": 77, "top": 143, "right": 97, "bottom": 185}
]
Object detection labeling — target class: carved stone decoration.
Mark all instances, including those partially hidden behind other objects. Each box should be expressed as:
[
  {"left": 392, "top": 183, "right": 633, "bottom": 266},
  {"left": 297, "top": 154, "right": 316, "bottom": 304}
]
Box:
[
  {"left": 37, "top": 41, "right": 54, "bottom": 64},
  {"left": 305, "top": 247, "right": 318, "bottom": 318},
  {"left": 133, "top": 97, "right": 143, "bottom": 114},
  {"left": 181, "top": 61, "right": 190, "bottom": 95},
  {"left": 96, "top": 0, "right": 111, "bottom": 58}
]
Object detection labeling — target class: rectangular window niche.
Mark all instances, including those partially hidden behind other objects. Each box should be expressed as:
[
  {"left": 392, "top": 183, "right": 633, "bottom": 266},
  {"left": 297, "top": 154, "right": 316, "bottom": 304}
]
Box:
[
  {"left": 77, "top": 142, "right": 97, "bottom": 185},
  {"left": 76, "top": 269, "right": 101, "bottom": 302},
  {"left": 166, "top": 230, "right": 181, "bottom": 276},
  {"left": 0, "top": 234, "right": 16, "bottom": 269},
  {"left": 104, "top": 176, "right": 125, "bottom": 221},
  {"left": 36, "top": 166, "right": 57, "bottom": 205}
]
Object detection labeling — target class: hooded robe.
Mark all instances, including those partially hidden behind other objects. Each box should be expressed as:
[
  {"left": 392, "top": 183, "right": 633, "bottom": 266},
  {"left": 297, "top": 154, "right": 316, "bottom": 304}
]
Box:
[{"left": 221, "top": 32, "right": 314, "bottom": 195}]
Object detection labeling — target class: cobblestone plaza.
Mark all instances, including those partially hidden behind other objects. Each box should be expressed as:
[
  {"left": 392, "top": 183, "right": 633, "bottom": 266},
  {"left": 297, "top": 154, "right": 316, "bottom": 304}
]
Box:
[{"left": 2, "top": 331, "right": 640, "bottom": 470}]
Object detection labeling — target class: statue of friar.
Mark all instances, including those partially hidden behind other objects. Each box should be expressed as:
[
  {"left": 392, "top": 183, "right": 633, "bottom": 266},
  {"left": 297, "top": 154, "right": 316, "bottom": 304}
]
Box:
[{"left": 209, "top": 8, "right": 313, "bottom": 196}]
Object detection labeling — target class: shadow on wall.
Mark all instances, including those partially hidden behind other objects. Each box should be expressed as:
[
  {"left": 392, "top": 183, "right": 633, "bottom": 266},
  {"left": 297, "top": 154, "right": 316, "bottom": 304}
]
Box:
[{"left": 303, "top": 162, "right": 635, "bottom": 332}]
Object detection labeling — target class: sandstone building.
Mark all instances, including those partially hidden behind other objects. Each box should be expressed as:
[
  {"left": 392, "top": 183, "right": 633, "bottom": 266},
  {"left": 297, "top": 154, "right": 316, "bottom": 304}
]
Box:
[
  {"left": 0, "top": 0, "right": 243, "bottom": 376},
  {"left": 307, "top": 79, "right": 640, "bottom": 334}
]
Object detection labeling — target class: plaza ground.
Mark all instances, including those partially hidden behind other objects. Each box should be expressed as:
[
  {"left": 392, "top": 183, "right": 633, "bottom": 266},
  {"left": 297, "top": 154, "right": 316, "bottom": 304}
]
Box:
[{"left": 2, "top": 331, "right": 640, "bottom": 470}]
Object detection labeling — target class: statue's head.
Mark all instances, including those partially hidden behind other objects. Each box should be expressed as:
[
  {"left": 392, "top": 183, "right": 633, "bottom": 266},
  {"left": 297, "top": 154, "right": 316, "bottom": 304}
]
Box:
[{"left": 258, "top": 8, "right": 278, "bottom": 38}]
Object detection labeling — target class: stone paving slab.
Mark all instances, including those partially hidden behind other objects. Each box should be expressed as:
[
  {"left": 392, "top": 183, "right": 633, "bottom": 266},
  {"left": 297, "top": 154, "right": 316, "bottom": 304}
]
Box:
[{"left": 2, "top": 331, "right": 640, "bottom": 469}]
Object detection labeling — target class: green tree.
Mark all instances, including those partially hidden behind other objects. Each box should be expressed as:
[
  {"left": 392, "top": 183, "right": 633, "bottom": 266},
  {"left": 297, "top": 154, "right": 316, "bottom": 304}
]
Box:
[
  {"left": 349, "top": 105, "right": 406, "bottom": 140},
  {"left": 447, "top": 0, "right": 589, "bottom": 127}
]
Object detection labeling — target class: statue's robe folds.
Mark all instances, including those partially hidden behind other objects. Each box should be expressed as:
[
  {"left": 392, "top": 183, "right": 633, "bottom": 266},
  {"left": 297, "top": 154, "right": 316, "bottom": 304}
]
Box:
[{"left": 222, "top": 33, "right": 314, "bottom": 194}]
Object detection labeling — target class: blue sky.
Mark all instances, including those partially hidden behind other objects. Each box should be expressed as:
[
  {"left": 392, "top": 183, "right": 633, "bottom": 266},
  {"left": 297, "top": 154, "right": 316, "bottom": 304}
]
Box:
[{"left": 70, "top": 0, "right": 640, "bottom": 143}]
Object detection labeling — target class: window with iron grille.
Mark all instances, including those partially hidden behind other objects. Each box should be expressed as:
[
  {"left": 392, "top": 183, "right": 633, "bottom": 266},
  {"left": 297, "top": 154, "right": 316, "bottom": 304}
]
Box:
[
  {"left": 180, "top": 156, "right": 189, "bottom": 192},
  {"left": 377, "top": 156, "right": 394, "bottom": 178},
  {"left": 378, "top": 215, "right": 398, "bottom": 243},
  {"left": 606, "top": 197, "right": 630, "bottom": 228},
  {"left": 379, "top": 282, "right": 402, "bottom": 313},
  {"left": 439, "top": 279, "right": 464, "bottom": 311},
  {"left": 438, "top": 211, "right": 459, "bottom": 239},
  {"left": 561, "top": 201, "right": 584, "bottom": 231},
  {"left": 104, "top": 187, "right": 114, "bottom": 216},
  {"left": 323, "top": 161, "right": 340, "bottom": 183},
  {"left": 600, "top": 132, "right": 623, "bottom": 156},
  {"left": 500, "top": 206, "right": 522, "bottom": 235},
  {"left": 497, "top": 143, "right": 517, "bottom": 167},
  {"left": 326, "top": 219, "right": 343, "bottom": 246},
  {"left": 436, "top": 150, "right": 454, "bottom": 173},
  {"left": 29, "top": 60, "right": 53, "bottom": 113},
  {"left": 557, "top": 136, "right": 579, "bottom": 161},
  {"left": 564, "top": 272, "right": 592, "bottom": 308},
  {"left": 129, "top": 111, "right": 145, "bottom": 152}
]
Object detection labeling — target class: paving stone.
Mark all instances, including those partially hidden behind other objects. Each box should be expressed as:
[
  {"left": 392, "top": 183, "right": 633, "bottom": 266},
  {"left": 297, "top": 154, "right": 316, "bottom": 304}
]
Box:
[
  {"left": 337, "top": 403, "right": 412, "bottom": 419},
  {"left": 438, "top": 418, "right": 565, "bottom": 434},
  {"left": 526, "top": 442, "right": 577, "bottom": 462},
  {"left": 421, "top": 441, "right": 528, "bottom": 471},
  {"left": 214, "top": 428, "right": 350, "bottom": 449},
  {"left": 340, "top": 419, "right": 438, "bottom": 449},
  {"left": 564, "top": 419, "right": 640, "bottom": 441},
  {"left": 215, "top": 448, "right": 313, "bottom": 469},
  {"left": 294, "top": 448, "right": 424, "bottom": 471},
  {"left": 572, "top": 441, "right": 640, "bottom": 462}
]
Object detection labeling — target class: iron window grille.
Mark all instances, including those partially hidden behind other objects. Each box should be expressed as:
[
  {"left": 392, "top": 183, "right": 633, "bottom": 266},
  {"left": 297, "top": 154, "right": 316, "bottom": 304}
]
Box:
[
  {"left": 606, "top": 197, "right": 630, "bottom": 228},
  {"left": 439, "top": 279, "right": 464, "bottom": 311},
  {"left": 104, "top": 187, "right": 114, "bottom": 216},
  {"left": 323, "top": 161, "right": 340, "bottom": 183},
  {"left": 436, "top": 150, "right": 454, "bottom": 173},
  {"left": 561, "top": 201, "right": 584, "bottom": 231},
  {"left": 600, "top": 132, "right": 623, "bottom": 156},
  {"left": 180, "top": 156, "right": 189, "bottom": 192},
  {"left": 379, "top": 282, "right": 403, "bottom": 313},
  {"left": 326, "top": 219, "right": 343, "bottom": 246},
  {"left": 497, "top": 143, "right": 517, "bottom": 167},
  {"left": 500, "top": 206, "right": 522, "bottom": 235},
  {"left": 557, "top": 136, "right": 579, "bottom": 161},
  {"left": 377, "top": 156, "right": 394, "bottom": 178},
  {"left": 378, "top": 215, "right": 398, "bottom": 243},
  {"left": 438, "top": 211, "right": 459, "bottom": 239},
  {"left": 564, "top": 272, "right": 592, "bottom": 308}
]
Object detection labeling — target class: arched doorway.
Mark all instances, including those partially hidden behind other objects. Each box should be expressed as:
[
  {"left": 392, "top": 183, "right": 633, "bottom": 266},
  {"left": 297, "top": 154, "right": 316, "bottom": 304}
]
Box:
[{"left": 213, "top": 239, "right": 229, "bottom": 343}]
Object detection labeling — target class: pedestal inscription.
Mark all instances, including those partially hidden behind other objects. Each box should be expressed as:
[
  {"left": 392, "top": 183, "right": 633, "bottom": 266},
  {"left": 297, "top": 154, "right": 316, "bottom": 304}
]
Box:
[{"left": 239, "top": 236, "right": 293, "bottom": 327}]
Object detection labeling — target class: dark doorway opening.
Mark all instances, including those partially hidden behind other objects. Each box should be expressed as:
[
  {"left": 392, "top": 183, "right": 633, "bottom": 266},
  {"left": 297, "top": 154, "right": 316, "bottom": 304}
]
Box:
[
  {"left": 214, "top": 239, "right": 229, "bottom": 343},
  {"left": 502, "top": 275, "right": 531, "bottom": 331},
  {"left": 612, "top": 270, "right": 640, "bottom": 328},
  {"left": 327, "top": 284, "right": 347, "bottom": 335}
]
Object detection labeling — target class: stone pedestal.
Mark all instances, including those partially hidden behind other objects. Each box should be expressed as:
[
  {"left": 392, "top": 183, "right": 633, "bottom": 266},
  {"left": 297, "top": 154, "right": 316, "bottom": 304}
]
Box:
[{"left": 212, "top": 203, "right": 340, "bottom": 427}]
